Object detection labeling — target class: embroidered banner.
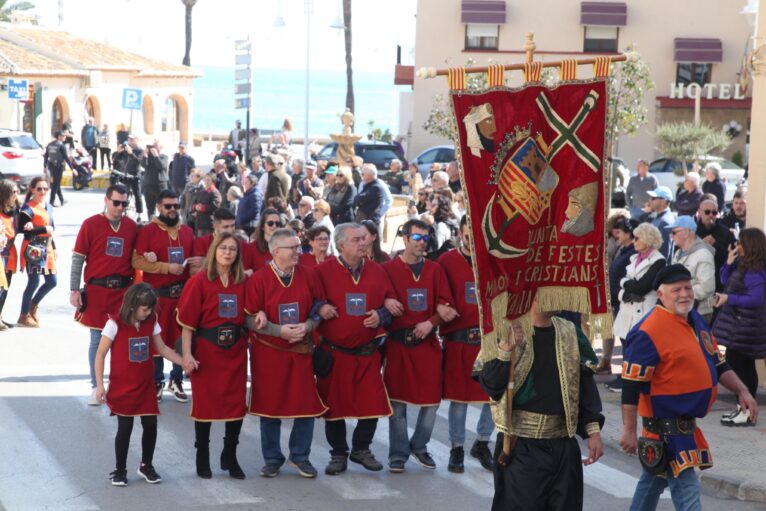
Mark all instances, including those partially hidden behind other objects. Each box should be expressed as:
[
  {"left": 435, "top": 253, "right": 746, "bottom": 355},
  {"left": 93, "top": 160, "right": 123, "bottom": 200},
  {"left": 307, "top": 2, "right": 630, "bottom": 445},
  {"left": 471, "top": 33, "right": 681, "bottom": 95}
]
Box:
[{"left": 451, "top": 79, "right": 611, "bottom": 348}]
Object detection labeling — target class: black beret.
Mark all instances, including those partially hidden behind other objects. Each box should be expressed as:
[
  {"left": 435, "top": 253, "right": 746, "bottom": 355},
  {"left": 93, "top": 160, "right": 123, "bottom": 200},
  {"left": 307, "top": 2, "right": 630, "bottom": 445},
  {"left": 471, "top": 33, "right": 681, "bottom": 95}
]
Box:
[{"left": 652, "top": 264, "right": 692, "bottom": 291}]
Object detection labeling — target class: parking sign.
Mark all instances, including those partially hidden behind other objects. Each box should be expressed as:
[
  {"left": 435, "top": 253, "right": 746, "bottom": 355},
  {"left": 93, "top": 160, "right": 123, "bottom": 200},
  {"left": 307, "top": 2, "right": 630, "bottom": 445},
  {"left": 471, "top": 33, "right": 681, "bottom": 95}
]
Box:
[{"left": 122, "top": 88, "right": 142, "bottom": 110}]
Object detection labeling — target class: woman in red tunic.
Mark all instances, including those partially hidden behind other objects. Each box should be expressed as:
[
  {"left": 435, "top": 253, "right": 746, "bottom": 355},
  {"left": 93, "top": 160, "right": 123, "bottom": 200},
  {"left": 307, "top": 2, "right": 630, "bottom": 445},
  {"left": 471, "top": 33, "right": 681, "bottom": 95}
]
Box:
[
  {"left": 179, "top": 232, "right": 248, "bottom": 480},
  {"left": 245, "top": 207, "right": 283, "bottom": 270},
  {"left": 17, "top": 176, "right": 56, "bottom": 327},
  {"left": 0, "top": 180, "right": 19, "bottom": 329},
  {"left": 94, "top": 283, "right": 188, "bottom": 487},
  {"left": 299, "top": 225, "right": 335, "bottom": 268}
]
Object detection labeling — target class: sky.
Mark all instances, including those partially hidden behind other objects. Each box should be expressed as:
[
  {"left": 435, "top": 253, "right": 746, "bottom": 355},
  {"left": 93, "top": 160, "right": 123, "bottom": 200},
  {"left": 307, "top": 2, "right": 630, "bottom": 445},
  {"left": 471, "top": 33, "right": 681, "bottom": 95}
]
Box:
[{"left": 32, "top": 0, "right": 417, "bottom": 71}]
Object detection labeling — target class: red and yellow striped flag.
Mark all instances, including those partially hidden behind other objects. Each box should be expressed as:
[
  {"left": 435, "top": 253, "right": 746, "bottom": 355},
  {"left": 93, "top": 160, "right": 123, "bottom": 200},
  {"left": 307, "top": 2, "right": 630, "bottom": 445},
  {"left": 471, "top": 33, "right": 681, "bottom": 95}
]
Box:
[
  {"left": 523, "top": 62, "right": 543, "bottom": 83},
  {"left": 593, "top": 56, "right": 612, "bottom": 78},
  {"left": 559, "top": 59, "right": 577, "bottom": 81},
  {"left": 448, "top": 67, "right": 466, "bottom": 91},
  {"left": 486, "top": 64, "right": 505, "bottom": 87}
]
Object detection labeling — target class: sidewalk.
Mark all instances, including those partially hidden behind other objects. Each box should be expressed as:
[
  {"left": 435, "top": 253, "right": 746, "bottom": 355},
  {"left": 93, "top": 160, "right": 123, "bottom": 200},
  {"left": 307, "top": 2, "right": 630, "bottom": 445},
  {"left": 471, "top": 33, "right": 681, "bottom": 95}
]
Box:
[{"left": 595, "top": 371, "right": 766, "bottom": 503}]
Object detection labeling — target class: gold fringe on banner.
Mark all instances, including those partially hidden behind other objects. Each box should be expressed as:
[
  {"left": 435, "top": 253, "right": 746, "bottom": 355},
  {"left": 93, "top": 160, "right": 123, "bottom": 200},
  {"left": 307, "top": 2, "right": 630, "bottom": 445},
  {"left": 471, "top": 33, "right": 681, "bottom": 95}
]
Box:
[
  {"left": 559, "top": 59, "right": 577, "bottom": 81},
  {"left": 447, "top": 67, "right": 466, "bottom": 91},
  {"left": 486, "top": 64, "right": 505, "bottom": 87},
  {"left": 522, "top": 61, "right": 543, "bottom": 83},
  {"left": 593, "top": 56, "right": 612, "bottom": 78}
]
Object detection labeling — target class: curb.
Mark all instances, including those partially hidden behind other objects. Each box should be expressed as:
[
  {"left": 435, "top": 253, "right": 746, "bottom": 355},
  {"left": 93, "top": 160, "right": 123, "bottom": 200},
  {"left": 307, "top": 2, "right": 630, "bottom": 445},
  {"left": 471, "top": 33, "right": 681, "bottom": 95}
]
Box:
[
  {"left": 598, "top": 396, "right": 766, "bottom": 504},
  {"left": 61, "top": 170, "right": 110, "bottom": 190}
]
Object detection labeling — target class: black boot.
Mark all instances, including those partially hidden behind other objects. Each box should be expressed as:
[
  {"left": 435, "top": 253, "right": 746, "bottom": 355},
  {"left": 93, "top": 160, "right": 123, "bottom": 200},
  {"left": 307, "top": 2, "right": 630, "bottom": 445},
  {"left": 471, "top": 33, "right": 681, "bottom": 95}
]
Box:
[
  {"left": 221, "top": 437, "right": 246, "bottom": 479},
  {"left": 470, "top": 440, "right": 493, "bottom": 471},
  {"left": 448, "top": 446, "right": 465, "bottom": 473},
  {"left": 195, "top": 441, "right": 212, "bottom": 479}
]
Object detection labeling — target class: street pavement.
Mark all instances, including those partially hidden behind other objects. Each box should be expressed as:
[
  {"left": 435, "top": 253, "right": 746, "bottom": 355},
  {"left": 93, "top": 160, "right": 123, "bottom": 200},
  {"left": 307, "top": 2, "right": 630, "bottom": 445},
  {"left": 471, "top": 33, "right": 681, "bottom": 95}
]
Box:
[{"left": 0, "top": 189, "right": 763, "bottom": 510}]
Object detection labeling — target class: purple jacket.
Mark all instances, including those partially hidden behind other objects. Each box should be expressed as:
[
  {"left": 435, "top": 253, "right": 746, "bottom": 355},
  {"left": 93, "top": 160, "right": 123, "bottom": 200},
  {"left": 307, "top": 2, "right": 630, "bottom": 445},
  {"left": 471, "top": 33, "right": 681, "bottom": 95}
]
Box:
[{"left": 712, "top": 261, "right": 766, "bottom": 358}]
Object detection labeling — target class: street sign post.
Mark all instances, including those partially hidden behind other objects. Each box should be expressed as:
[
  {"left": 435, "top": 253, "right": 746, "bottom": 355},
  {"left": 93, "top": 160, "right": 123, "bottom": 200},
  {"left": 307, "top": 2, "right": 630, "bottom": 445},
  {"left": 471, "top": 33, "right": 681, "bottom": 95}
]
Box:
[
  {"left": 235, "top": 38, "right": 252, "bottom": 164},
  {"left": 122, "top": 88, "right": 142, "bottom": 110},
  {"left": 8, "top": 79, "right": 28, "bottom": 100}
]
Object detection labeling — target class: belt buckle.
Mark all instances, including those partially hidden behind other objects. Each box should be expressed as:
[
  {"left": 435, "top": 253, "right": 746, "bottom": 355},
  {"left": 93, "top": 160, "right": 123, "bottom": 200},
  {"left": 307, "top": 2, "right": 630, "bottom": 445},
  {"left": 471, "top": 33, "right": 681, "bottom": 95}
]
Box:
[
  {"left": 170, "top": 283, "right": 182, "bottom": 298},
  {"left": 468, "top": 328, "right": 480, "bottom": 343},
  {"left": 106, "top": 277, "right": 121, "bottom": 289},
  {"left": 404, "top": 330, "right": 416, "bottom": 346},
  {"left": 677, "top": 417, "right": 694, "bottom": 435},
  {"left": 359, "top": 342, "right": 375, "bottom": 356},
  {"left": 217, "top": 326, "right": 236, "bottom": 347}
]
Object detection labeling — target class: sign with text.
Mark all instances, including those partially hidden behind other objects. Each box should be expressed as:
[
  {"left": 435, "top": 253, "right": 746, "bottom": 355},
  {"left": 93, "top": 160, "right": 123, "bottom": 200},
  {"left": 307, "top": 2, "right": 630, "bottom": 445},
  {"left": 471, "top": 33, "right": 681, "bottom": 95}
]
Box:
[
  {"left": 235, "top": 68, "right": 250, "bottom": 81},
  {"left": 234, "top": 39, "right": 251, "bottom": 52},
  {"left": 235, "top": 83, "right": 251, "bottom": 95},
  {"left": 8, "top": 79, "right": 28, "bottom": 100},
  {"left": 122, "top": 88, "right": 142, "bottom": 110},
  {"left": 235, "top": 98, "right": 250, "bottom": 110},
  {"left": 235, "top": 54, "right": 251, "bottom": 66}
]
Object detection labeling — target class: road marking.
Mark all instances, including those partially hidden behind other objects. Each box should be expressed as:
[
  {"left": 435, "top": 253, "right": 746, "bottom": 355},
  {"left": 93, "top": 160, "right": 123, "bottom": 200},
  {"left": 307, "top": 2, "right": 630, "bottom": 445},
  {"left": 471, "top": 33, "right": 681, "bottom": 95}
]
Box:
[{"left": 0, "top": 399, "right": 99, "bottom": 510}]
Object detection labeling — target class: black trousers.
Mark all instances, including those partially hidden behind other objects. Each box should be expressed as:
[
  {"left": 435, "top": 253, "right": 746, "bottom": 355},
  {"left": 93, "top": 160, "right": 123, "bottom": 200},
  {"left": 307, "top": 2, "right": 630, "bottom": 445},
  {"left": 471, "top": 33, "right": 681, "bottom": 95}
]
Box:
[
  {"left": 491, "top": 433, "right": 583, "bottom": 511},
  {"left": 0, "top": 271, "right": 13, "bottom": 317},
  {"left": 99, "top": 147, "right": 111, "bottom": 169},
  {"left": 128, "top": 176, "right": 143, "bottom": 214},
  {"left": 143, "top": 183, "right": 167, "bottom": 219},
  {"left": 324, "top": 418, "right": 378, "bottom": 456},
  {"left": 49, "top": 166, "right": 64, "bottom": 205},
  {"left": 85, "top": 146, "right": 97, "bottom": 169},
  {"left": 115, "top": 415, "right": 157, "bottom": 470},
  {"left": 726, "top": 347, "right": 759, "bottom": 397}
]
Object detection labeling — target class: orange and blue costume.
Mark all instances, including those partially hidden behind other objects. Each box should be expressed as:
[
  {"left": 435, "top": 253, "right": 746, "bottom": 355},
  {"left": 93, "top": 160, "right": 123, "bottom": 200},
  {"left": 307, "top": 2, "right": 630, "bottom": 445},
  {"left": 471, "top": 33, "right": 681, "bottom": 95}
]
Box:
[{"left": 622, "top": 306, "right": 726, "bottom": 476}]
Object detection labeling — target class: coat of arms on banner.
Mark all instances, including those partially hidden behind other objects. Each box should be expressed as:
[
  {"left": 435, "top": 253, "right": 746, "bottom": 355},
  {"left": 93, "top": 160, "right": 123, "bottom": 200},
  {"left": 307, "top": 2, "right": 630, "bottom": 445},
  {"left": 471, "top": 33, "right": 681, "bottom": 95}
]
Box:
[{"left": 451, "top": 80, "right": 611, "bottom": 342}]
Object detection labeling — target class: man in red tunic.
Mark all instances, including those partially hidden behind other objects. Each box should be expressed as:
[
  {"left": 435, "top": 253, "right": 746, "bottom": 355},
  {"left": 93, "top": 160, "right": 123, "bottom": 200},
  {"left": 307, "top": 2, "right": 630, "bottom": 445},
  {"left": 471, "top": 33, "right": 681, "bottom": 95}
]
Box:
[
  {"left": 315, "top": 223, "right": 397, "bottom": 475},
  {"left": 70, "top": 184, "right": 138, "bottom": 406},
  {"left": 437, "top": 215, "right": 494, "bottom": 473},
  {"left": 382, "top": 218, "right": 457, "bottom": 473},
  {"left": 132, "top": 189, "right": 194, "bottom": 403},
  {"left": 188, "top": 208, "right": 236, "bottom": 276},
  {"left": 245, "top": 228, "right": 329, "bottom": 479}
]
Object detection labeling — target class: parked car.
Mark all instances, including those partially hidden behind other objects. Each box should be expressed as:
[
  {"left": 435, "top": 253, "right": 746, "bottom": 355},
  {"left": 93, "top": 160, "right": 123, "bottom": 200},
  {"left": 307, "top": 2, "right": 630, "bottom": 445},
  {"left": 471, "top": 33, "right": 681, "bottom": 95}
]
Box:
[
  {"left": 412, "top": 144, "right": 455, "bottom": 178},
  {"left": 0, "top": 129, "right": 45, "bottom": 191},
  {"left": 647, "top": 156, "right": 746, "bottom": 203},
  {"left": 315, "top": 141, "right": 406, "bottom": 175}
]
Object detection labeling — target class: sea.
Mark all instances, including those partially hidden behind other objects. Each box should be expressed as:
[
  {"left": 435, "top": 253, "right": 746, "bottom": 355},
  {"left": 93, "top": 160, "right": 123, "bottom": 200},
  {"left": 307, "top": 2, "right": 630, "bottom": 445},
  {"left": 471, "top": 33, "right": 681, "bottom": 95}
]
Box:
[{"left": 193, "top": 66, "right": 400, "bottom": 140}]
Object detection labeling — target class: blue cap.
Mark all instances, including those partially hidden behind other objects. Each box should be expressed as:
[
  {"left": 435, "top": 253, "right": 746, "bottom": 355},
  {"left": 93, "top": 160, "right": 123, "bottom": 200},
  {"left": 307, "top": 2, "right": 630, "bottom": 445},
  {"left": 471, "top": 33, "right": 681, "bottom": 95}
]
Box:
[
  {"left": 667, "top": 215, "right": 697, "bottom": 231},
  {"left": 647, "top": 186, "right": 673, "bottom": 201}
]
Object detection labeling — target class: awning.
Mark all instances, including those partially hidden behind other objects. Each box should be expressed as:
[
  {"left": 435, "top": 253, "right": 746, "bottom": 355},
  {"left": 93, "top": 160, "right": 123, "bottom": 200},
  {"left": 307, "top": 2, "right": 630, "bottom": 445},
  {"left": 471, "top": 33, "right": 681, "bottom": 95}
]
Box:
[
  {"left": 461, "top": 0, "right": 506, "bottom": 24},
  {"left": 674, "top": 38, "right": 722, "bottom": 63},
  {"left": 580, "top": 2, "right": 627, "bottom": 26}
]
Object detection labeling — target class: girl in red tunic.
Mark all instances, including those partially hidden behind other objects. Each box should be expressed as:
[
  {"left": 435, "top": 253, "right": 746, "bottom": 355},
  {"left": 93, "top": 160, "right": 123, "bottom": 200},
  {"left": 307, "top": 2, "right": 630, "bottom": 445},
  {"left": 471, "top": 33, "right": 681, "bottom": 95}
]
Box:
[
  {"left": 244, "top": 208, "right": 283, "bottom": 270},
  {"left": 0, "top": 180, "right": 19, "bottom": 329},
  {"left": 178, "top": 232, "right": 248, "bottom": 480},
  {"left": 94, "top": 283, "right": 189, "bottom": 487}
]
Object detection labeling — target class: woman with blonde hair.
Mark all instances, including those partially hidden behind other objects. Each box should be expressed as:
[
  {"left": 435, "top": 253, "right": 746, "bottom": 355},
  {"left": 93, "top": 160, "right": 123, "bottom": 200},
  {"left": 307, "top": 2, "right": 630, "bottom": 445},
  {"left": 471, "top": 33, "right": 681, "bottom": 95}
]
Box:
[
  {"left": 312, "top": 199, "right": 336, "bottom": 254},
  {"left": 326, "top": 166, "right": 356, "bottom": 226}
]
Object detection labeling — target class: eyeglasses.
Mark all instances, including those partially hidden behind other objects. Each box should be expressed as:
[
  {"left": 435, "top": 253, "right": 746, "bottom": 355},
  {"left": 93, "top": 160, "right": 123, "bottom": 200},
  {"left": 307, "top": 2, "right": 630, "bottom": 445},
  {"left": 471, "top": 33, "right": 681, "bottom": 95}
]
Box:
[
  {"left": 217, "top": 245, "right": 238, "bottom": 253},
  {"left": 162, "top": 203, "right": 181, "bottom": 210},
  {"left": 409, "top": 233, "right": 430, "bottom": 243},
  {"left": 35, "top": 186, "right": 49, "bottom": 191},
  {"left": 276, "top": 244, "right": 301, "bottom": 251},
  {"left": 111, "top": 200, "right": 129, "bottom": 208},
  {"left": 314, "top": 236, "right": 330, "bottom": 242},
  {"left": 703, "top": 209, "right": 718, "bottom": 215},
  {"left": 265, "top": 221, "right": 284, "bottom": 227}
]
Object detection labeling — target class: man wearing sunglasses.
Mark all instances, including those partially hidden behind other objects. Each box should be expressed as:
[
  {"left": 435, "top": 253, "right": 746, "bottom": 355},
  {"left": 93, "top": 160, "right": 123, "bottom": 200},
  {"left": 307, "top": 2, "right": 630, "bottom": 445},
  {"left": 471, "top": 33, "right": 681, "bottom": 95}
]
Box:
[
  {"left": 382, "top": 219, "right": 458, "bottom": 473},
  {"left": 70, "top": 184, "right": 138, "bottom": 406},
  {"left": 696, "top": 198, "right": 735, "bottom": 292},
  {"left": 132, "top": 190, "right": 195, "bottom": 403}
]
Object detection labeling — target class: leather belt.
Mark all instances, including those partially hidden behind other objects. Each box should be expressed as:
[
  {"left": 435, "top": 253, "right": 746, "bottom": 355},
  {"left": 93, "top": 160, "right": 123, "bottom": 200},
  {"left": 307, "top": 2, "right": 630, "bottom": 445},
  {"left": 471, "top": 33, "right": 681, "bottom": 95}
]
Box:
[
  {"left": 321, "top": 336, "right": 383, "bottom": 356},
  {"left": 444, "top": 327, "right": 481, "bottom": 345},
  {"left": 388, "top": 328, "right": 425, "bottom": 347},
  {"left": 642, "top": 416, "right": 697, "bottom": 436},
  {"left": 256, "top": 336, "right": 313, "bottom": 355},
  {"left": 89, "top": 275, "right": 133, "bottom": 289},
  {"left": 155, "top": 281, "right": 185, "bottom": 299},
  {"left": 196, "top": 324, "right": 242, "bottom": 349}
]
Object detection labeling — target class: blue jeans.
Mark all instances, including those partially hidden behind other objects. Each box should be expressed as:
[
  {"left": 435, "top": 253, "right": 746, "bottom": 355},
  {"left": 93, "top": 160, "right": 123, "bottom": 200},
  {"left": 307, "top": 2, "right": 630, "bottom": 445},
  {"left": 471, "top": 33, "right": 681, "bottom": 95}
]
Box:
[
  {"left": 448, "top": 402, "right": 494, "bottom": 447},
  {"left": 89, "top": 329, "right": 101, "bottom": 388},
  {"left": 388, "top": 401, "right": 438, "bottom": 463},
  {"left": 260, "top": 417, "right": 314, "bottom": 466},
  {"left": 153, "top": 337, "right": 183, "bottom": 384},
  {"left": 630, "top": 467, "right": 701, "bottom": 511},
  {"left": 20, "top": 273, "right": 57, "bottom": 314}
]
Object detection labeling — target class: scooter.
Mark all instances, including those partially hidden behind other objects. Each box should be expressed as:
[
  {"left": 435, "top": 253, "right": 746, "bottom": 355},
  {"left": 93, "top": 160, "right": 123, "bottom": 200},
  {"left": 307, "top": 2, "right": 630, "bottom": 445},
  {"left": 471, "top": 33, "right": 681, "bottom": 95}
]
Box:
[{"left": 71, "top": 150, "right": 93, "bottom": 190}]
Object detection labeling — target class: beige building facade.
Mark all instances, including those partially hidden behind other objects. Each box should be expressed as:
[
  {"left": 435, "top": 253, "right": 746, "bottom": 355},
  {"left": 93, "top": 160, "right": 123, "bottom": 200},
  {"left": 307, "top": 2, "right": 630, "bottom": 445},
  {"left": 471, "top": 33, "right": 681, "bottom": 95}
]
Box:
[{"left": 403, "top": 0, "right": 753, "bottom": 170}]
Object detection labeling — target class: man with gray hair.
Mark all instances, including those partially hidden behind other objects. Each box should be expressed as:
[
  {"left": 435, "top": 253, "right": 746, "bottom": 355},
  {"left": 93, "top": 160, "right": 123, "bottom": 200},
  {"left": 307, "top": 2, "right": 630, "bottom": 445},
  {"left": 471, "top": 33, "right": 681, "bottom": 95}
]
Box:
[
  {"left": 354, "top": 164, "right": 388, "bottom": 224},
  {"left": 668, "top": 215, "right": 715, "bottom": 319},
  {"left": 431, "top": 170, "right": 450, "bottom": 191},
  {"left": 383, "top": 158, "right": 407, "bottom": 194},
  {"left": 236, "top": 171, "right": 263, "bottom": 235},
  {"left": 314, "top": 223, "right": 398, "bottom": 475},
  {"left": 297, "top": 195, "right": 316, "bottom": 229}
]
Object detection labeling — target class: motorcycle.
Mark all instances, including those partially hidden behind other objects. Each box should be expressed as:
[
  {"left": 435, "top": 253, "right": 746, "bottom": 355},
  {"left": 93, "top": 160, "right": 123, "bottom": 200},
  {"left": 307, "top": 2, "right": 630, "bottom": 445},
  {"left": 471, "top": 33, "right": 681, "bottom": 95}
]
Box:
[{"left": 70, "top": 149, "right": 93, "bottom": 191}]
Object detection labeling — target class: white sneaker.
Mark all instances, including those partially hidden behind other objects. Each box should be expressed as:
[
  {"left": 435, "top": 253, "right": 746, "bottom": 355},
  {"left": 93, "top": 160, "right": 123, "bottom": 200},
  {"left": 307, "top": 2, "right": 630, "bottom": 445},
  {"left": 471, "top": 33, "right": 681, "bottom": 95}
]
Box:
[
  {"left": 722, "top": 408, "right": 753, "bottom": 427},
  {"left": 88, "top": 388, "right": 101, "bottom": 406},
  {"left": 721, "top": 405, "right": 740, "bottom": 421}
]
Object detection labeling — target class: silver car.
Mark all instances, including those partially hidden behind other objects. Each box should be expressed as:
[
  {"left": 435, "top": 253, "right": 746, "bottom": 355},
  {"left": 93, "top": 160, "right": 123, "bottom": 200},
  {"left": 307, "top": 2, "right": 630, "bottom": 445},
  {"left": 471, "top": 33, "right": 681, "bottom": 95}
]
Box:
[
  {"left": 647, "top": 156, "right": 746, "bottom": 204},
  {"left": 0, "top": 129, "right": 45, "bottom": 191}
]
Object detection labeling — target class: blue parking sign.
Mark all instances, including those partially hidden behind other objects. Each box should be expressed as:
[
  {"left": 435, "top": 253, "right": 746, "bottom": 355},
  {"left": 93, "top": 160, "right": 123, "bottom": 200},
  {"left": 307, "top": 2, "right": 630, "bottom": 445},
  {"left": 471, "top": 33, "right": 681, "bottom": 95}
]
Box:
[
  {"left": 8, "top": 79, "right": 28, "bottom": 100},
  {"left": 122, "top": 88, "right": 142, "bottom": 110}
]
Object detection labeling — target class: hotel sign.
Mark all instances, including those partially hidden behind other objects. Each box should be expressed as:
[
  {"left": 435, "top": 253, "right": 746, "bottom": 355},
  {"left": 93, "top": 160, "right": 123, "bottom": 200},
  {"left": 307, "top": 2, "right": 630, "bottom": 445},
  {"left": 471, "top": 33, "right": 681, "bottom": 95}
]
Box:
[{"left": 669, "top": 83, "right": 747, "bottom": 101}]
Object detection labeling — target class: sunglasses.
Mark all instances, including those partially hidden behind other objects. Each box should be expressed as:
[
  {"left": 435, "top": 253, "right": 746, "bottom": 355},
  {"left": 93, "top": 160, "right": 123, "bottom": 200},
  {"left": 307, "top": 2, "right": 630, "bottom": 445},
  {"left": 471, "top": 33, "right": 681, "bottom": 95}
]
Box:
[
  {"left": 162, "top": 204, "right": 181, "bottom": 210},
  {"left": 409, "top": 233, "right": 430, "bottom": 243},
  {"left": 35, "top": 186, "right": 49, "bottom": 191},
  {"left": 703, "top": 209, "right": 718, "bottom": 215},
  {"left": 111, "top": 200, "right": 129, "bottom": 208},
  {"left": 265, "top": 220, "right": 284, "bottom": 227}
]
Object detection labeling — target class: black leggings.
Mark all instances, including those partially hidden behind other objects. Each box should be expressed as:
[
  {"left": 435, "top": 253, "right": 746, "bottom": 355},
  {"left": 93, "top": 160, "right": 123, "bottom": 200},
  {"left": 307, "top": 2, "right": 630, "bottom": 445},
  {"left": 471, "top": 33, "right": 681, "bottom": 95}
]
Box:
[
  {"left": 194, "top": 419, "right": 243, "bottom": 443},
  {"left": 725, "top": 347, "right": 759, "bottom": 397},
  {"left": 0, "top": 271, "right": 13, "bottom": 316},
  {"left": 115, "top": 415, "right": 157, "bottom": 470}
]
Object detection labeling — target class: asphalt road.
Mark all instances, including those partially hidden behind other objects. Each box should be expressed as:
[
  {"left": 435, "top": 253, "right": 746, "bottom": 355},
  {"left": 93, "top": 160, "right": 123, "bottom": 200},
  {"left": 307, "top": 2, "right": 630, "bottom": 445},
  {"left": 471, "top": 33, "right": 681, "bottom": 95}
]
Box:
[{"left": 0, "top": 189, "right": 761, "bottom": 511}]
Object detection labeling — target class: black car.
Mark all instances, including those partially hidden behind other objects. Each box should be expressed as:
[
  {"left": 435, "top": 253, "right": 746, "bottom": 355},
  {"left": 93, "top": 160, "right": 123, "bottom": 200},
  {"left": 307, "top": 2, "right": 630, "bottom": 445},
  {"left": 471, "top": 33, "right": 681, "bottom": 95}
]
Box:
[{"left": 315, "top": 141, "right": 406, "bottom": 174}]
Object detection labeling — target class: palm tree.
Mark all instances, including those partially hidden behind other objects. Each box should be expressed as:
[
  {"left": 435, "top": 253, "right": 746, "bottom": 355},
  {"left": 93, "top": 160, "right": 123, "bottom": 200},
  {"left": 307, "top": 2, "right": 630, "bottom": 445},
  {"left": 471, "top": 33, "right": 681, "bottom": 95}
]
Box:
[
  {"left": 0, "top": 0, "right": 35, "bottom": 22},
  {"left": 343, "top": 0, "right": 354, "bottom": 122},
  {"left": 181, "top": 0, "right": 198, "bottom": 66}
]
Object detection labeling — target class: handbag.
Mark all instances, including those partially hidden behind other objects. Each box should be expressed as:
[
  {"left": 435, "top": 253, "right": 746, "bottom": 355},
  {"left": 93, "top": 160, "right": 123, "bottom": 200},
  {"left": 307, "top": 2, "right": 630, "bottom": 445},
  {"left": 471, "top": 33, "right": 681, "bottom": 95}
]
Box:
[
  {"left": 637, "top": 437, "right": 669, "bottom": 475},
  {"left": 24, "top": 237, "right": 48, "bottom": 264}
]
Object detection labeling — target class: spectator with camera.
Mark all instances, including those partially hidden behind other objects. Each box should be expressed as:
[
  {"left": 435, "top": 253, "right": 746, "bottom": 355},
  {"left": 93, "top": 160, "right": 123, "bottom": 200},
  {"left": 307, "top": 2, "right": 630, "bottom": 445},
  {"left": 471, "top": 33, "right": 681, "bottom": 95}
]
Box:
[
  {"left": 142, "top": 140, "right": 169, "bottom": 219},
  {"left": 113, "top": 134, "right": 144, "bottom": 221}
]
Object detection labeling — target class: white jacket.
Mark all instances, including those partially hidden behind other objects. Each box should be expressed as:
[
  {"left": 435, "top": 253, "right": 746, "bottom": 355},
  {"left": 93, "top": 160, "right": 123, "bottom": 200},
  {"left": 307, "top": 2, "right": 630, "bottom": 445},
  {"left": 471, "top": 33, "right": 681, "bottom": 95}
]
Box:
[
  {"left": 672, "top": 237, "right": 716, "bottom": 315},
  {"left": 613, "top": 249, "right": 666, "bottom": 339}
]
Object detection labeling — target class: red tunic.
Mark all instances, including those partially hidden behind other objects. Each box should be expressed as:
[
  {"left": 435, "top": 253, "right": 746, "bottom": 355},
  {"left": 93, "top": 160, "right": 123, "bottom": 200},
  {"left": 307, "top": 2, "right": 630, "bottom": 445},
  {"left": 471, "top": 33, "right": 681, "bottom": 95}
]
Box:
[
  {"left": 299, "top": 252, "right": 335, "bottom": 268},
  {"left": 134, "top": 221, "right": 194, "bottom": 350},
  {"left": 382, "top": 257, "right": 454, "bottom": 406},
  {"left": 191, "top": 233, "right": 214, "bottom": 258},
  {"left": 73, "top": 214, "right": 138, "bottom": 329},
  {"left": 245, "top": 264, "right": 328, "bottom": 418},
  {"left": 315, "top": 258, "right": 394, "bottom": 420},
  {"left": 176, "top": 271, "right": 247, "bottom": 421},
  {"left": 0, "top": 211, "right": 17, "bottom": 274},
  {"left": 106, "top": 315, "right": 159, "bottom": 417},
  {"left": 245, "top": 242, "right": 272, "bottom": 271},
  {"left": 437, "top": 249, "right": 489, "bottom": 403}
]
